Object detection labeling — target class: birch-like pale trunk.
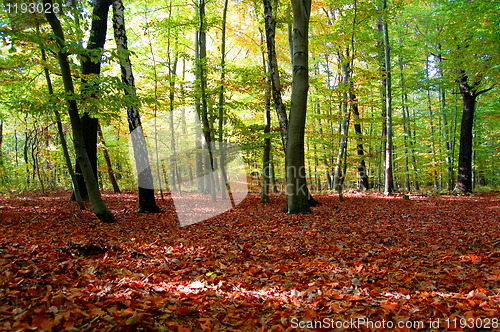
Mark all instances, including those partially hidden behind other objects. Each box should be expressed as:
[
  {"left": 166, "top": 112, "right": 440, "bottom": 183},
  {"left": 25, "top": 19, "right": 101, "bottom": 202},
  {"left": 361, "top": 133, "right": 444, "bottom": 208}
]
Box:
[
  {"left": 112, "top": 0, "right": 159, "bottom": 212},
  {"left": 381, "top": 0, "right": 394, "bottom": 195}
]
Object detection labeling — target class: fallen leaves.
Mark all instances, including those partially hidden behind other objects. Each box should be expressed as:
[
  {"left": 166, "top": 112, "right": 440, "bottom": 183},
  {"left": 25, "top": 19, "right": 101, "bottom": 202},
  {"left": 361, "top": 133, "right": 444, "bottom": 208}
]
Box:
[{"left": 0, "top": 191, "right": 499, "bottom": 330}]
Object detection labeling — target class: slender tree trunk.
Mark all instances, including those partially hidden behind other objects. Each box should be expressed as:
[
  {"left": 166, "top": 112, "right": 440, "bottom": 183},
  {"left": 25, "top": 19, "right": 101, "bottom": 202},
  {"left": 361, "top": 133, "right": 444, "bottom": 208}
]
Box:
[
  {"left": 144, "top": 3, "right": 164, "bottom": 198},
  {"left": 39, "top": 40, "right": 85, "bottom": 209},
  {"left": 168, "top": 54, "right": 179, "bottom": 192},
  {"left": 398, "top": 52, "right": 411, "bottom": 191},
  {"left": 218, "top": 0, "right": 234, "bottom": 205},
  {"left": 352, "top": 95, "right": 369, "bottom": 191},
  {"left": 112, "top": 0, "right": 159, "bottom": 212},
  {"left": 380, "top": 0, "right": 394, "bottom": 195},
  {"left": 263, "top": 0, "right": 288, "bottom": 151},
  {"left": 287, "top": 0, "right": 311, "bottom": 214},
  {"left": 195, "top": 0, "right": 216, "bottom": 201},
  {"left": 260, "top": 28, "right": 272, "bottom": 203},
  {"left": 333, "top": 54, "right": 350, "bottom": 201},
  {"left": 425, "top": 59, "right": 439, "bottom": 190},
  {"left": 194, "top": 30, "right": 204, "bottom": 193},
  {"left": 410, "top": 106, "right": 420, "bottom": 191},
  {"left": 97, "top": 123, "right": 120, "bottom": 193},
  {"left": 43, "top": 0, "right": 115, "bottom": 222},
  {"left": 437, "top": 48, "right": 453, "bottom": 191}
]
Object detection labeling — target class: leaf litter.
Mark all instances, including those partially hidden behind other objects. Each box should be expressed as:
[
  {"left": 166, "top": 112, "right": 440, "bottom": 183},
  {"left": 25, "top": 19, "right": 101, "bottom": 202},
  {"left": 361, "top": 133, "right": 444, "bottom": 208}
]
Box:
[{"left": 0, "top": 191, "right": 499, "bottom": 331}]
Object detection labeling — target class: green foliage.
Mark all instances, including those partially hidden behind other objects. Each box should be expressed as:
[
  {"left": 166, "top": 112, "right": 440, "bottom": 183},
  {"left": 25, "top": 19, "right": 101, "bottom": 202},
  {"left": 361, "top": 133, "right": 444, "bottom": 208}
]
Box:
[{"left": 0, "top": 0, "right": 497, "bottom": 193}]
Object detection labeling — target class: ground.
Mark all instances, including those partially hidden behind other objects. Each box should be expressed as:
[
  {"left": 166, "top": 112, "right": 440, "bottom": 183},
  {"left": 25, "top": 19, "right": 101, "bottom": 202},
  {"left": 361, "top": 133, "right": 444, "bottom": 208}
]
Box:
[{"left": 0, "top": 191, "right": 499, "bottom": 331}]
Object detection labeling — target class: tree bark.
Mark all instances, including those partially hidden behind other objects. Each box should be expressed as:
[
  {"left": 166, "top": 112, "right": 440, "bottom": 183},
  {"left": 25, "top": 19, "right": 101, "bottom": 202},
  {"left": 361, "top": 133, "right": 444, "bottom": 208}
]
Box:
[
  {"left": 74, "top": 0, "right": 113, "bottom": 201},
  {"left": 259, "top": 28, "right": 272, "bottom": 203},
  {"left": 97, "top": 123, "right": 121, "bottom": 193},
  {"left": 39, "top": 39, "right": 85, "bottom": 209},
  {"left": 218, "top": 0, "right": 234, "bottom": 205},
  {"left": 263, "top": 0, "right": 288, "bottom": 152},
  {"left": 333, "top": 54, "right": 350, "bottom": 201},
  {"left": 437, "top": 48, "right": 454, "bottom": 191},
  {"left": 456, "top": 72, "right": 476, "bottom": 194},
  {"left": 379, "top": 0, "right": 394, "bottom": 195},
  {"left": 425, "top": 58, "right": 439, "bottom": 191},
  {"left": 112, "top": 0, "right": 159, "bottom": 212},
  {"left": 286, "top": 0, "right": 311, "bottom": 214},
  {"left": 455, "top": 70, "right": 495, "bottom": 193},
  {"left": 43, "top": 0, "right": 115, "bottom": 223},
  {"left": 194, "top": 0, "right": 216, "bottom": 200}
]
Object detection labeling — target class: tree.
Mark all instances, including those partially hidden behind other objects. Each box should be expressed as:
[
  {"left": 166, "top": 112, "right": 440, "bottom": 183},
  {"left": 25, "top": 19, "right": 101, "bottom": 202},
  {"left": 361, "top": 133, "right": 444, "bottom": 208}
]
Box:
[
  {"left": 112, "top": 0, "right": 159, "bottom": 212},
  {"left": 379, "top": 0, "right": 394, "bottom": 195},
  {"left": 455, "top": 71, "right": 494, "bottom": 193},
  {"left": 43, "top": 0, "right": 115, "bottom": 223},
  {"left": 286, "top": 0, "right": 311, "bottom": 214},
  {"left": 74, "top": 0, "right": 113, "bottom": 201},
  {"left": 263, "top": 0, "right": 288, "bottom": 151},
  {"left": 429, "top": 0, "right": 499, "bottom": 193},
  {"left": 259, "top": 28, "right": 272, "bottom": 203}
]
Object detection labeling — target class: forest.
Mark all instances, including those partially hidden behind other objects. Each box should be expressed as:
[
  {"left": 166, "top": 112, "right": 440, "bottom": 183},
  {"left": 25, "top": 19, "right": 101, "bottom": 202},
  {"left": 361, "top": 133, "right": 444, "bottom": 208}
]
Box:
[{"left": 0, "top": 0, "right": 499, "bottom": 330}]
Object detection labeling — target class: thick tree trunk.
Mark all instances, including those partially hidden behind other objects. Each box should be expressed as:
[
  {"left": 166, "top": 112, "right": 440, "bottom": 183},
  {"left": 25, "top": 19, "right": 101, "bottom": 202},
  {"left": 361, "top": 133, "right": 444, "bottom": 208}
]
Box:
[
  {"left": 286, "top": 0, "right": 311, "bottom": 214},
  {"left": 456, "top": 76, "right": 476, "bottom": 194},
  {"left": 74, "top": 115, "right": 97, "bottom": 200},
  {"left": 73, "top": 0, "right": 112, "bottom": 201},
  {"left": 44, "top": 0, "right": 115, "bottom": 223},
  {"left": 112, "top": 0, "right": 159, "bottom": 212}
]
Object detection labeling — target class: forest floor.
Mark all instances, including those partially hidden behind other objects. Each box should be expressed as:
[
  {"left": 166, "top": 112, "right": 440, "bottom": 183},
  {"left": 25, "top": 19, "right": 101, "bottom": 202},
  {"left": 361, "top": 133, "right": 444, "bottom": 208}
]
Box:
[{"left": 0, "top": 191, "right": 499, "bottom": 331}]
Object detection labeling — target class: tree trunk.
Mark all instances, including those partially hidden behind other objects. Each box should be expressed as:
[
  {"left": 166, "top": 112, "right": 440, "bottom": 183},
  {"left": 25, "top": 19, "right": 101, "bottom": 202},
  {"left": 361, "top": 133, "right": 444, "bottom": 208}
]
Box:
[
  {"left": 112, "top": 0, "right": 159, "bottom": 212},
  {"left": 74, "top": 0, "right": 113, "bottom": 201},
  {"left": 380, "top": 0, "right": 394, "bottom": 195},
  {"left": 195, "top": 0, "right": 216, "bottom": 200},
  {"left": 168, "top": 54, "right": 179, "bottom": 192},
  {"left": 456, "top": 74, "right": 476, "bottom": 194},
  {"left": 437, "top": 48, "right": 454, "bottom": 191},
  {"left": 286, "top": 0, "right": 311, "bottom": 214},
  {"left": 263, "top": 0, "right": 288, "bottom": 152},
  {"left": 333, "top": 55, "right": 350, "bottom": 200},
  {"left": 425, "top": 59, "right": 439, "bottom": 191},
  {"left": 97, "top": 123, "right": 120, "bottom": 193},
  {"left": 39, "top": 39, "right": 85, "bottom": 209},
  {"left": 44, "top": 0, "right": 115, "bottom": 223},
  {"left": 455, "top": 70, "right": 495, "bottom": 193},
  {"left": 260, "top": 28, "right": 272, "bottom": 203},
  {"left": 352, "top": 94, "right": 369, "bottom": 191},
  {"left": 218, "top": 0, "right": 233, "bottom": 205}
]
